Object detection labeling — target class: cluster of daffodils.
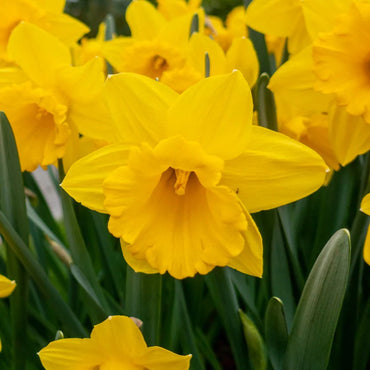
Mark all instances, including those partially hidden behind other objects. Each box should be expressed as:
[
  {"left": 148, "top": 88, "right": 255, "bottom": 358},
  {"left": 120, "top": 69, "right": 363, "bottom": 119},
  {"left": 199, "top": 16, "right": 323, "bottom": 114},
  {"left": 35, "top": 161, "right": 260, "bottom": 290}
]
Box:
[
  {"left": 246, "top": 0, "right": 370, "bottom": 264},
  {"left": 2, "top": 0, "right": 370, "bottom": 367}
]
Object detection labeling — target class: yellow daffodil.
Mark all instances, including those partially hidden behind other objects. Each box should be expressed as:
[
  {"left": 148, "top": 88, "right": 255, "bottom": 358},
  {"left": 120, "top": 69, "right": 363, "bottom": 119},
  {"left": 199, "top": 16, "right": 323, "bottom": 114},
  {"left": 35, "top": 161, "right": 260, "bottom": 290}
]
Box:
[
  {"left": 0, "top": 22, "right": 115, "bottom": 172},
  {"left": 361, "top": 193, "right": 370, "bottom": 265},
  {"left": 0, "top": 274, "right": 16, "bottom": 352},
  {"left": 0, "top": 0, "right": 88, "bottom": 63},
  {"left": 206, "top": 6, "right": 247, "bottom": 52},
  {"left": 269, "top": 45, "right": 370, "bottom": 168},
  {"left": 313, "top": 1, "right": 370, "bottom": 123},
  {"left": 161, "top": 33, "right": 259, "bottom": 92},
  {"left": 102, "top": 0, "right": 196, "bottom": 80},
  {"left": 61, "top": 71, "right": 328, "bottom": 279},
  {"left": 157, "top": 0, "right": 201, "bottom": 20},
  {"left": 39, "top": 315, "right": 191, "bottom": 369},
  {"left": 245, "top": 0, "right": 350, "bottom": 54}
]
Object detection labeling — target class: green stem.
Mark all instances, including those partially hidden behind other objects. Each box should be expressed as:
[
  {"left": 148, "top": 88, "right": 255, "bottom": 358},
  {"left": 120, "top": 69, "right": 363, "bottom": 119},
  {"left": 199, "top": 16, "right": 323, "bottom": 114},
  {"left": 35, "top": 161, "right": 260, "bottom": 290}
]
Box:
[
  {"left": 125, "top": 267, "right": 162, "bottom": 346},
  {"left": 205, "top": 268, "right": 250, "bottom": 370}
]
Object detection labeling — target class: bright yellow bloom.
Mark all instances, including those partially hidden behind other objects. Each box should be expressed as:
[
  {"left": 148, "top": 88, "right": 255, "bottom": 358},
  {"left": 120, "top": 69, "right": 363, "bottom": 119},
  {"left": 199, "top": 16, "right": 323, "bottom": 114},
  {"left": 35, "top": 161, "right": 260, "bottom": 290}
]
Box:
[
  {"left": 102, "top": 1, "right": 195, "bottom": 80},
  {"left": 157, "top": 0, "right": 201, "bottom": 20},
  {"left": 39, "top": 315, "right": 191, "bottom": 369},
  {"left": 206, "top": 6, "right": 247, "bottom": 52},
  {"left": 62, "top": 72, "right": 328, "bottom": 279},
  {"left": 269, "top": 45, "right": 370, "bottom": 168},
  {"left": 161, "top": 33, "right": 259, "bottom": 92},
  {"left": 313, "top": 1, "right": 370, "bottom": 123},
  {"left": 361, "top": 194, "right": 370, "bottom": 265},
  {"left": 0, "top": 0, "right": 88, "bottom": 63},
  {"left": 245, "top": 0, "right": 350, "bottom": 54},
  {"left": 0, "top": 274, "right": 16, "bottom": 352},
  {"left": 0, "top": 22, "right": 114, "bottom": 172}
]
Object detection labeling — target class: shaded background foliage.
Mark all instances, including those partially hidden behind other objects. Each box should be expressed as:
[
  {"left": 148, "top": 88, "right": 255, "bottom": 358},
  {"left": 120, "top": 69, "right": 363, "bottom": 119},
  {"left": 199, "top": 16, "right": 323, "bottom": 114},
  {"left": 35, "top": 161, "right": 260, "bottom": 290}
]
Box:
[{"left": 0, "top": 1, "right": 369, "bottom": 369}]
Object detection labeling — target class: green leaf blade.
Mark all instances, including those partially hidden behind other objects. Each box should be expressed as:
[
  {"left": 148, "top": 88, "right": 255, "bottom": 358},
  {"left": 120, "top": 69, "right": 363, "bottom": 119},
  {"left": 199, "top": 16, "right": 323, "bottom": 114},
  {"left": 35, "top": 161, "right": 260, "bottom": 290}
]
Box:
[{"left": 284, "top": 229, "right": 351, "bottom": 370}]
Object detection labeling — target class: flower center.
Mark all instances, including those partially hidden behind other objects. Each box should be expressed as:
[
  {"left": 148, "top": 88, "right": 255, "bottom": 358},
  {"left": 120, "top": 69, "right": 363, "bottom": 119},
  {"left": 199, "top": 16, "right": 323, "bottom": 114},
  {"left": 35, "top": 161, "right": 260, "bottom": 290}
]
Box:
[
  {"left": 152, "top": 54, "right": 168, "bottom": 72},
  {"left": 174, "top": 169, "right": 191, "bottom": 196}
]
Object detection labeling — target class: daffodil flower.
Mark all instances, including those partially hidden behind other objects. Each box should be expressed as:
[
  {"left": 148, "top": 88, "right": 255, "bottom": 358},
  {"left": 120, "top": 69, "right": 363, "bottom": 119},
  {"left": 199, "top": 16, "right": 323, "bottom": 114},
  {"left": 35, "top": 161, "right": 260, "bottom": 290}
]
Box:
[
  {"left": 38, "top": 315, "right": 191, "bottom": 369},
  {"left": 0, "top": 22, "right": 115, "bottom": 171},
  {"left": 269, "top": 45, "right": 370, "bottom": 169},
  {"left": 0, "top": 274, "right": 16, "bottom": 352},
  {"left": 102, "top": 0, "right": 198, "bottom": 80},
  {"left": 0, "top": 0, "right": 88, "bottom": 63},
  {"left": 62, "top": 71, "right": 328, "bottom": 279}
]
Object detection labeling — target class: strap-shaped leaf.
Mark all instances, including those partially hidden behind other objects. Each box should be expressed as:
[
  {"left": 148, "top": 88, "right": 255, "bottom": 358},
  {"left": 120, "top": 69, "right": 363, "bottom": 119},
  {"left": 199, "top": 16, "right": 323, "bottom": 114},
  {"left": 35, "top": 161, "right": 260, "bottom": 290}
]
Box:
[
  {"left": 265, "top": 297, "right": 288, "bottom": 370},
  {"left": 0, "top": 111, "right": 29, "bottom": 370},
  {"left": 240, "top": 309, "right": 267, "bottom": 370},
  {"left": 284, "top": 229, "right": 351, "bottom": 370}
]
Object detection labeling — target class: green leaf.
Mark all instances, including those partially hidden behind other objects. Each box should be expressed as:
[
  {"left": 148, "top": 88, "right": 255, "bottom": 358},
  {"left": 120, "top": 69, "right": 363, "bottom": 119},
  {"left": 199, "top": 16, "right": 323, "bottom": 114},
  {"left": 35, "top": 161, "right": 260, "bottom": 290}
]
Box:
[
  {"left": 169, "top": 281, "right": 206, "bottom": 370},
  {"left": 265, "top": 297, "right": 288, "bottom": 370},
  {"left": 125, "top": 267, "right": 162, "bottom": 346},
  {"left": 0, "top": 209, "right": 86, "bottom": 337},
  {"left": 284, "top": 229, "right": 351, "bottom": 370},
  {"left": 353, "top": 297, "right": 370, "bottom": 370},
  {"left": 205, "top": 268, "right": 250, "bottom": 370},
  {"left": 240, "top": 309, "right": 267, "bottom": 370},
  {"left": 0, "top": 111, "right": 29, "bottom": 370},
  {"left": 58, "top": 159, "right": 110, "bottom": 318}
]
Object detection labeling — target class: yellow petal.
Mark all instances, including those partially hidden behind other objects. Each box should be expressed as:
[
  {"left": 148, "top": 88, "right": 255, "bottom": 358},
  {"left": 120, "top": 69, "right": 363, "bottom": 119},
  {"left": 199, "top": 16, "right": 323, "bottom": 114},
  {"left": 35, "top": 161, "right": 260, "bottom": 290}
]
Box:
[
  {"left": 0, "top": 67, "right": 27, "bottom": 87},
  {"left": 105, "top": 73, "right": 178, "bottom": 146},
  {"left": 159, "top": 12, "right": 201, "bottom": 50},
  {"left": 101, "top": 37, "right": 135, "bottom": 72},
  {"left": 329, "top": 106, "right": 370, "bottom": 167},
  {"left": 227, "top": 210, "right": 263, "bottom": 278},
  {"left": 221, "top": 126, "right": 328, "bottom": 213},
  {"left": 246, "top": 0, "right": 301, "bottom": 38},
  {"left": 363, "top": 227, "right": 370, "bottom": 266},
  {"left": 121, "top": 241, "right": 159, "bottom": 274},
  {"left": 0, "top": 274, "right": 16, "bottom": 298},
  {"left": 361, "top": 193, "right": 370, "bottom": 215},
  {"left": 167, "top": 71, "right": 253, "bottom": 160},
  {"left": 137, "top": 347, "right": 191, "bottom": 370},
  {"left": 61, "top": 144, "right": 131, "bottom": 213},
  {"left": 37, "top": 0, "right": 65, "bottom": 12},
  {"left": 7, "top": 22, "right": 70, "bottom": 88},
  {"left": 90, "top": 316, "right": 147, "bottom": 358},
  {"left": 38, "top": 338, "right": 102, "bottom": 370},
  {"left": 269, "top": 46, "right": 330, "bottom": 118},
  {"left": 188, "top": 33, "right": 227, "bottom": 76},
  {"left": 226, "top": 37, "right": 259, "bottom": 87},
  {"left": 40, "top": 12, "right": 89, "bottom": 46},
  {"left": 301, "top": 0, "right": 351, "bottom": 40},
  {"left": 126, "top": 0, "right": 165, "bottom": 40},
  {"left": 58, "top": 58, "right": 117, "bottom": 143}
]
